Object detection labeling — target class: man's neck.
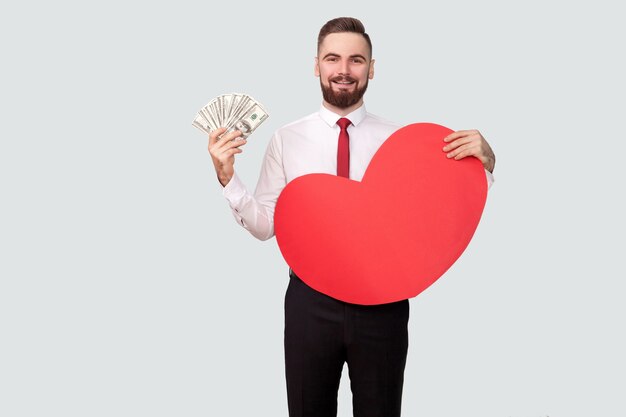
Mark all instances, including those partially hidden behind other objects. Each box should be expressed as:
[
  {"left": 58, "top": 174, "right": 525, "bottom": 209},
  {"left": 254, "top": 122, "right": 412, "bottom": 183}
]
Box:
[{"left": 322, "top": 99, "right": 364, "bottom": 117}]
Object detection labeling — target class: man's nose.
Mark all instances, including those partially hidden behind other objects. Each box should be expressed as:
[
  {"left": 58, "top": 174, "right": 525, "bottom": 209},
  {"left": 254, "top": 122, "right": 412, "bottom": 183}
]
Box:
[{"left": 339, "top": 60, "right": 350, "bottom": 75}]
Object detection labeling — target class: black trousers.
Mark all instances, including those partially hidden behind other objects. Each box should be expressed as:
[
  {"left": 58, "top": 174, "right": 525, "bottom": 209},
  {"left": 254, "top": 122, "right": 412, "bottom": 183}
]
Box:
[{"left": 284, "top": 271, "right": 409, "bottom": 417}]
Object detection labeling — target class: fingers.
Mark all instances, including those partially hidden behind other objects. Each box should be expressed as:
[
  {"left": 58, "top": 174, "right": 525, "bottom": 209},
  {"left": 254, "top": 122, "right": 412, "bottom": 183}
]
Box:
[
  {"left": 219, "top": 129, "right": 244, "bottom": 143},
  {"left": 442, "top": 135, "right": 472, "bottom": 152},
  {"left": 210, "top": 138, "right": 247, "bottom": 160},
  {"left": 443, "top": 129, "right": 479, "bottom": 143},
  {"left": 208, "top": 127, "right": 227, "bottom": 146},
  {"left": 209, "top": 129, "right": 247, "bottom": 155},
  {"left": 442, "top": 129, "right": 495, "bottom": 171},
  {"left": 442, "top": 129, "right": 483, "bottom": 157},
  {"left": 208, "top": 128, "right": 243, "bottom": 147},
  {"left": 443, "top": 131, "right": 481, "bottom": 159},
  {"left": 221, "top": 146, "right": 244, "bottom": 156},
  {"left": 450, "top": 143, "right": 482, "bottom": 160}
]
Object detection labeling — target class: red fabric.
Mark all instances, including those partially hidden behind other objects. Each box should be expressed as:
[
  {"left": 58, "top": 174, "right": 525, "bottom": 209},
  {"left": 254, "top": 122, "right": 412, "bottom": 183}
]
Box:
[{"left": 336, "top": 118, "right": 352, "bottom": 178}]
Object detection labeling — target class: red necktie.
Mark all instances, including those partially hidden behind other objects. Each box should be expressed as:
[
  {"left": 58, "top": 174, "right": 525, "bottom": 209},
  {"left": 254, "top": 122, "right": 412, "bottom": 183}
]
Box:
[{"left": 336, "top": 118, "right": 352, "bottom": 178}]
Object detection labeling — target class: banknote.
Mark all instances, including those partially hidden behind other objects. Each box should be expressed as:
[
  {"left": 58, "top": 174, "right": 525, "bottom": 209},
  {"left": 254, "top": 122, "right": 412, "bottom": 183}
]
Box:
[
  {"left": 192, "top": 93, "right": 269, "bottom": 139},
  {"left": 192, "top": 113, "right": 212, "bottom": 134},
  {"left": 224, "top": 103, "right": 269, "bottom": 138}
]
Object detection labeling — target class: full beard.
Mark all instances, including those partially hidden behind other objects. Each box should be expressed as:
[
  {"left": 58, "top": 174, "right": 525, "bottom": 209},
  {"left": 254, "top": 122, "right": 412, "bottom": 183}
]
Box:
[{"left": 320, "top": 75, "right": 368, "bottom": 109}]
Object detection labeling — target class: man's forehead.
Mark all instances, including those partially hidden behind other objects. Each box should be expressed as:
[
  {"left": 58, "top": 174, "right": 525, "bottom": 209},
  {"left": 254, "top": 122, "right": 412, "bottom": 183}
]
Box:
[{"left": 318, "top": 32, "right": 371, "bottom": 57}]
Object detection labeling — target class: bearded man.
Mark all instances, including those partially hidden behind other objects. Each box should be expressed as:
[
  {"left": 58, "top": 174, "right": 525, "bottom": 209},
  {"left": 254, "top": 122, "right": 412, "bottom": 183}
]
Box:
[{"left": 207, "top": 16, "right": 495, "bottom": 417}]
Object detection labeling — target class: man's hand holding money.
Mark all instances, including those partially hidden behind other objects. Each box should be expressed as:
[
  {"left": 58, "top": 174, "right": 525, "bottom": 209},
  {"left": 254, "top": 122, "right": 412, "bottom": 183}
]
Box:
[
  {"left": 193, "top": 92, "right": 269, "bottom": 187},
  {"left": 192, "top": 93, "right": 269, "bottom": 138},
  {"left": 208, "top": 127, "right": 247, "bottom": 187}
]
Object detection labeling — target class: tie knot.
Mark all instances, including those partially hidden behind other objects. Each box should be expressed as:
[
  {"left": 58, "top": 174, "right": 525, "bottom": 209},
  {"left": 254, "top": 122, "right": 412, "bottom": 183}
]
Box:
[{"left": 337, "top": 118, "right": 352, "bottom": 130}]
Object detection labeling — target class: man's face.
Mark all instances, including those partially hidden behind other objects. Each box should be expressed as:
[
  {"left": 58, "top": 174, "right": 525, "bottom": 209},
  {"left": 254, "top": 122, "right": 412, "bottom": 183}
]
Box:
[{"left": 315, "top": 32, "right": 375, "bottom": 110}]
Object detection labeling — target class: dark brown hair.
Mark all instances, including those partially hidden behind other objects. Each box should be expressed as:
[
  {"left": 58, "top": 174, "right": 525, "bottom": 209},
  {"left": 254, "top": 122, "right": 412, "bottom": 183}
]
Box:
[{"left": 317, "top": 17, "right": 372, "bottom": 57}]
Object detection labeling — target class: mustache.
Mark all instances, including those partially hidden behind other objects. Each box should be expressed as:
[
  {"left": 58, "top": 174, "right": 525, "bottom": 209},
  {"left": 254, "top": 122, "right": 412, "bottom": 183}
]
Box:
[{"left": 330, "top": 75, "right": 357, "bottom": 83}]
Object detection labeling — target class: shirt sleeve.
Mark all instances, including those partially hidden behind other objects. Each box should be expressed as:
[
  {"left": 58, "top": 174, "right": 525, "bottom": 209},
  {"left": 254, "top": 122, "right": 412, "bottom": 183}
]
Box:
[
  {"left": 222, "top": 132, "right": 286, "bottom": 241},
  {"left": 485, "top": 169, "right": 495, "bottom": 189}
]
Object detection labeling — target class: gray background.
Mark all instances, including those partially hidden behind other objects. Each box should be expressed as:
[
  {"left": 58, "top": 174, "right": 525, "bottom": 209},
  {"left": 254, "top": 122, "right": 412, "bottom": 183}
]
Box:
[{"left": 1, "top": 0, "right": 624, "bottom": 416}]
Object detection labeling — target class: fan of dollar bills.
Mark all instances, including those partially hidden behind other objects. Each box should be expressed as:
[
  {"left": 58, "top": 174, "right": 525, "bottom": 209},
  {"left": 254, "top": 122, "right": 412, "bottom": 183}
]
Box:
[{"left": 192, "top": 93, "right": 269, "bottom": 139}]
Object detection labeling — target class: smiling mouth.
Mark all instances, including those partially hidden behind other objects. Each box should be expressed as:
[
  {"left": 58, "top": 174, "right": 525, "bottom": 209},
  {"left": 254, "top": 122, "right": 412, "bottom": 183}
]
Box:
[{"left": 332, "top": 79, "right": 356, "bottom": 88}]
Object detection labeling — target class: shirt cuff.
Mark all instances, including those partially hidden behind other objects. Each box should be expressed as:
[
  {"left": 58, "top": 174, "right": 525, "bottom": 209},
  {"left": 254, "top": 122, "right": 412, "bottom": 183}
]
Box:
[
  {"left": 485, "top": 169, "right": 495, "bottom": 189},
  {"left": 223, "top": 172, "right": 246, "bottom": 201}
]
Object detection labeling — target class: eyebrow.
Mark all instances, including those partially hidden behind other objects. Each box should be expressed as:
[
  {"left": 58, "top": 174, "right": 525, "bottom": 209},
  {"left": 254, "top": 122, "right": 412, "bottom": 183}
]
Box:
[{"left": 322, "top": 53, "right": 367, "bottom": 61}]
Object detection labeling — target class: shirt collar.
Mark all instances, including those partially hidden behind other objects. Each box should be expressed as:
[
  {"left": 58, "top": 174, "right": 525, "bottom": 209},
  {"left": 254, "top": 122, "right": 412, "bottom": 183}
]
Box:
[{"left": 319, "top": 103, "right": 367, "bottom": 128}]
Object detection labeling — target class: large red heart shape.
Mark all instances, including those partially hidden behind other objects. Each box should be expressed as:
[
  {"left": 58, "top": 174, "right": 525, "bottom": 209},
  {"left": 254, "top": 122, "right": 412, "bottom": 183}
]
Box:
[{"left": 274, "top": 123, "right": 487, "bottom": 305}]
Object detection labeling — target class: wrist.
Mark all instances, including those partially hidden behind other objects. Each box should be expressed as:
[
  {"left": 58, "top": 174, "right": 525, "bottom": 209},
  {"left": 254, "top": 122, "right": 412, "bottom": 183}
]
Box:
[{"left": 218, "top": 173, "right": 232, "bottom": 187}]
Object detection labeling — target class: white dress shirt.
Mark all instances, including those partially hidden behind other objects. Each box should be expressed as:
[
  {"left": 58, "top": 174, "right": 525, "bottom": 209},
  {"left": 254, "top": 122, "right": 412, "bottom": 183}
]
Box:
[{"left": 222, "top": 103, "right": 494, "bottom": 241}]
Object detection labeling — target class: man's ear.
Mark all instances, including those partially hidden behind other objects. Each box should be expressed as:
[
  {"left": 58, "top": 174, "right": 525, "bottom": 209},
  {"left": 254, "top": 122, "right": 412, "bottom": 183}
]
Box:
[
  {"left": 314, "top": 57, "right": 320, "bottom": 77},
  {"left": 368, "top": 59, "right": 375, "bottom": 80}
]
